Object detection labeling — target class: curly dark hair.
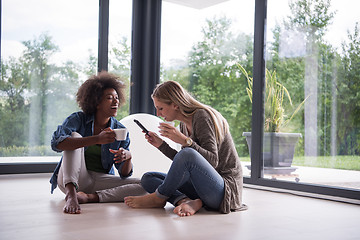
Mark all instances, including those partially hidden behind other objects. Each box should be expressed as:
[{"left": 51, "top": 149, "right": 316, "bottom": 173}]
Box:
[{"left": 76, "top": 71, "right": 126, "bottom": 115}]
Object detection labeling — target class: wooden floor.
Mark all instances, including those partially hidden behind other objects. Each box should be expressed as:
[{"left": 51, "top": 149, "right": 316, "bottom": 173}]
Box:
[{"left": 0, "top": 173, "right": 359, "bottom": 240}]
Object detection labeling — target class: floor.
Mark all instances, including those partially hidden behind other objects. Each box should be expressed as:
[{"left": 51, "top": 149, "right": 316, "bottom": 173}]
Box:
[
  {"left": 0, "top": 173, "right": 359, "bottom": 240},
  {"left": 4, "top": 156, "right": 360, "bottom": 190}
]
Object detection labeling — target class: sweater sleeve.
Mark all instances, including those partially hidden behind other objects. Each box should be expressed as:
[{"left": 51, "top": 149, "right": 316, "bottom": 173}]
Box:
[{"left": 157, "top": 141, "right": 178, "bottom": 160}]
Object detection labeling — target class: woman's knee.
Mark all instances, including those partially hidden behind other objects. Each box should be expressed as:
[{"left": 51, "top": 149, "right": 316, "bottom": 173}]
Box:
[
  {"left": 141, "top": 172, "right": 166, "bottom": 183},
  {"left": 63, "top": 133, "right": 83, "bottom": 156},
  {"left": 141, "top": 172, "right": 153, "bottom": 184},
  {"left": 141, "top": 172, "right": 164, "bottom": 193},
  {"left": 174, "top": 147, "right": 201, "bottom": 165},
  {"left": 71, "top": 132, "right": 82, "bottom": 138}
]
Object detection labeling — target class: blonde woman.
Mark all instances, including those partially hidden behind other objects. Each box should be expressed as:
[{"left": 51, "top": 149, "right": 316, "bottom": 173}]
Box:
[{"left": 124, "top": 81, "right": 247, "bottom": 216}]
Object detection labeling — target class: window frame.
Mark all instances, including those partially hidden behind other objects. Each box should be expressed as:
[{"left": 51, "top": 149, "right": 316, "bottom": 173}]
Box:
[{"left": 243, "top": 0, "right": 360, "bottom": 202}]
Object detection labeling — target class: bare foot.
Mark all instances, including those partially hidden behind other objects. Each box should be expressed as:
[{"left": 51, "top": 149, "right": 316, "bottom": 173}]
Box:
[
  {"left": 173, "top": 199, "right": 203, "bottom": 217},
  {"left": 77, "top": 192, "right": 99, "bottom": 204},
  {"left": 63, "top": 183, "right": 81, "bottom": 214},
  {"left": 124, "top": 192, "right": 166, "bottom": 208},
  {"left": 64, "top": 193, "right": 81, "bottom": 214}
]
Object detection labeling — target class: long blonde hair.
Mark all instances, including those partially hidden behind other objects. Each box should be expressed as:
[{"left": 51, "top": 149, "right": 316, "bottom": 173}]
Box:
[{"left": 151, "top": 81, "right": 229, "bottom": 143}]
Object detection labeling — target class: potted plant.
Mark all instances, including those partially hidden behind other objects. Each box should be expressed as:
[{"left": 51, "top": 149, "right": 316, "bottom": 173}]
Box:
[{"left": 239, "top": 64, "right": 308, "bottom": 173}]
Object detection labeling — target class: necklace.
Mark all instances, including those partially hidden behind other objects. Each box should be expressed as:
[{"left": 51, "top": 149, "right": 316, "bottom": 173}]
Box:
[
  {"left": 95, "top": 123, "right": 106, "bottom": 132},
  {"left": 95, "top": 118, "right": 110, "bottom": 132}
]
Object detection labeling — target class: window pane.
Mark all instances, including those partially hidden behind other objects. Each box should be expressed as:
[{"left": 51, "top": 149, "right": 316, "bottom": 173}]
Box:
[
  {"left": 263, "top": 0, "right": 360, "bottom": 189},
  {"left": 1, "top": 0, "right": 98, "bottom": 162},
  {"left": 108, "top": 0, "right": 132, "bottom": 119},
  {"left": 161, "top": 0, "right": 255, "bottom": 177}
]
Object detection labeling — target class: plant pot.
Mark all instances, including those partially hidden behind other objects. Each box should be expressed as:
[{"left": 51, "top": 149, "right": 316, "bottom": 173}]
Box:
[{"left": 242, "top": 132, "right": 302, "bottom": 168}]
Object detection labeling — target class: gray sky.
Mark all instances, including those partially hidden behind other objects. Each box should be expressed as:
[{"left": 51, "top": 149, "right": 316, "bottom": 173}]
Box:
[{"left": 2, "top": 0, "right": 359, "bottom": 67}]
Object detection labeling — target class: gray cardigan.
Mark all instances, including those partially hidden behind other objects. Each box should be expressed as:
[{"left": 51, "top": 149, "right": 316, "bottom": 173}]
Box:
[{"left": 158, "top": 109, "right": 246, "bottom": 213}]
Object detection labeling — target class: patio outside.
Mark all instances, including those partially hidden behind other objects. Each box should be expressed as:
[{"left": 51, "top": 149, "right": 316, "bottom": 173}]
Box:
[{"left": 242, "top": 161, "right": 360, "bottom": 191}]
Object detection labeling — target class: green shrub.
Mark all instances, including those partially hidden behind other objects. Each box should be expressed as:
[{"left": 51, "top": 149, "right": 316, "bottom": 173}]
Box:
[
  {"left": 0, "top": 145, "right": 61, "bottom": 157},
  {"left": 239, "top": 156, "right": 360, "bottom": 171}
]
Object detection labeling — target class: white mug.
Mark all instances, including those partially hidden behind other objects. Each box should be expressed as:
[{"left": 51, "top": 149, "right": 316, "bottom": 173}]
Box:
[
  {"left": 113, "top": 128, "right": 128, "bottom": 141},
  {"left": 163, "top": 121, "right": 175, "bottom": 127}
]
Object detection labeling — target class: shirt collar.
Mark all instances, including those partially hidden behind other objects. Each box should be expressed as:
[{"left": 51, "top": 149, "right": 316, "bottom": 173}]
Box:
[{"left": 86, "top": 113, "right": 117, "bottom": 130}]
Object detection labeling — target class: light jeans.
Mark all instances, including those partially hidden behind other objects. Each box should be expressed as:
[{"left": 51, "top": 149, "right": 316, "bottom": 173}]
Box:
[
  {"left": 57, "top": 132, "right": 146, "bottom": 202},
  {"left": 141, "top": 148, "right": 225, "bottom": 210}
]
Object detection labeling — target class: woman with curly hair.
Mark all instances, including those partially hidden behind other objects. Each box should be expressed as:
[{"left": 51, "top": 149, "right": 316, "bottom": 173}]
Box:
[{"left": 50, "top": 71, "right": 146, "bottom": 214}]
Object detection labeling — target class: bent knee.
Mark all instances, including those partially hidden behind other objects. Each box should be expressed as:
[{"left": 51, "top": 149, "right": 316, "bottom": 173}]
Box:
[
  {"left": 141, "top": 172, "right": 153, "bottom": 183},
  {"left": 71, "top": 132, "right": 82, "bottom": 138},
  {"left": 175, "top": 147, "right": 200, "bottom": 161},
  {"left": 140, "top": 172, "right": 161, "bottom": 186}
]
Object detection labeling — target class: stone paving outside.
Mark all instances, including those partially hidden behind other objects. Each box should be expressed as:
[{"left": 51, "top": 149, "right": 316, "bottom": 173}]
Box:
[{"left": 242, "top": 162, "right": 360, "bottom": 190}]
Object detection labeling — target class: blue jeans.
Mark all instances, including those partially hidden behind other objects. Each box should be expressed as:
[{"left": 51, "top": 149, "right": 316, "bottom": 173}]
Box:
[{"left": 141, "top": 148, "right": 225, "bottom": 210}]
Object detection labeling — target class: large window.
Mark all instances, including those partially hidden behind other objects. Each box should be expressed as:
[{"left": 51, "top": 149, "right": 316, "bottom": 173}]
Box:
[
  {"left": 160, "top": 0, "right": 360, "bottom": 198},
  {"left": 259, "top": 0, "right": 360, "bottom": 190},
  {"left": 161, "top": 0, "right": 255, "bottom": 177},
  {"left": 1, "top": 0, "right": 98, "bottom": 162},
  {"left": 108, "top": 0, "right": 132, "bottom": 119},
  {"left": 1, "top": 0, "right": 359, "bottom": 201}
]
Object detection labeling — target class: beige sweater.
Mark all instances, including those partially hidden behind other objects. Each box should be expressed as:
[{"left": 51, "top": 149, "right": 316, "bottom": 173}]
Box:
[{"left": 158, "top": 109, "right": 246, "bottom": 213}]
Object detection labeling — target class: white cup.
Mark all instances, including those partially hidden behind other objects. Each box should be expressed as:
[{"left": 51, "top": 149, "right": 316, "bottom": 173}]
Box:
[
  {"left": 114, "top": 128, "right": 128, "bottom": 141},
  {"left": 163, "top": 121, "right": 175, "bottom": 127}
]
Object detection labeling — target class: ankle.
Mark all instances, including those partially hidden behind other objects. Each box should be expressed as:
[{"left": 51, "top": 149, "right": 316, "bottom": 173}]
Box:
[
  {"left": 89, "top": 193, "right": 100, "bottom": 203},
  {"left": 194, "top": 199, "right": 203, "bottom": 208},
  {"left": 176, "top": 197, "right": 191, "bottom": 206}
]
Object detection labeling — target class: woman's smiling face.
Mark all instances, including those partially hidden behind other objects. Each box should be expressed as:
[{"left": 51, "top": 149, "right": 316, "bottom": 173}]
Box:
[
  {"left": 153, "top": 97, "right": 178, "bottom": 121},
  {"left": 97, "top": 88, "right": 119, "bottom": 117}
]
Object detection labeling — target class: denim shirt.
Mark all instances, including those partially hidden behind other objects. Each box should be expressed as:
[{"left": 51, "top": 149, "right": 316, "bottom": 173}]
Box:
[{"left": 49, "top": 111, "right": 132, "bottom": 193}]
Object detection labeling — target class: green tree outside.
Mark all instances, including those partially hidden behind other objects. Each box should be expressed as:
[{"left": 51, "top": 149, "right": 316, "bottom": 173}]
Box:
[{"left": 1, "top": 0, "right": 359, "bottom": 161}]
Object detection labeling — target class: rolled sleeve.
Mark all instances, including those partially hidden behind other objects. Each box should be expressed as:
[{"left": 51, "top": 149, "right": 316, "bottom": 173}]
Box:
[
  {"left": 51, "top": 112, "right": 85, "bottom": 153},
  {"left": 117, "top": 161, "right": 133, "bottom": 178},
  {"left": 51, "top": 126, "right": 73, "bottom": 152}
]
